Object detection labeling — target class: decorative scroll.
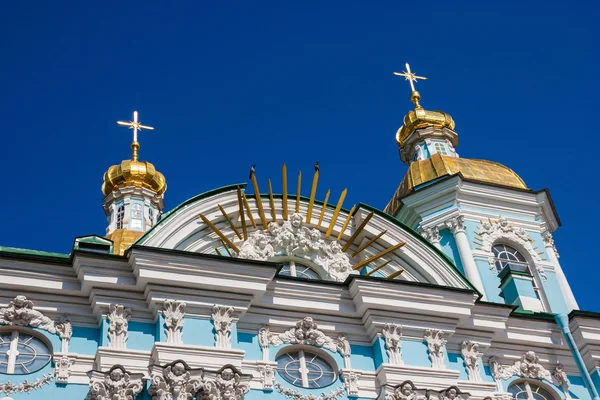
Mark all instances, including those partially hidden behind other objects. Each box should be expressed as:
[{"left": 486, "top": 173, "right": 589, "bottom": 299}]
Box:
[
  {"left": 382, "top": 323, "right": 402, "bottom": 365},
  {"left": 489, "top": 351, "right": 551, "bottom": 381},
  {"left": 200, "top": 366, "right": 250, "bottom": 400},
  {"left": 164, "top": 300, "right": 186, "bottom": 345},
  {"left": 0, "top": 373, "right": 53, "bottom": 395},
  {"left": 237, "top": 213, "right": 354, "bottom": 281},
  {"left": 553, "top": 363, "right": 571, "bottom": 399},
  {"left": 108, "top": 304, "right": 131, "bottom": 349},
  {"left": 56, "top": 317, "right": 73, "bottom": 352},
  {"left": 424, "top": 329, "right": 446, "bottom": 369},
  {"left": 460, "top": 341, "right": 482, "bottom": 382},
  {"left": 258, "top": 326, "right": 270, "bottom": 361},
  {"left": 212, "top": 305, "right": 234, "bottom": 349},
  {"left": 87, "top": 365, "right": 144, "bottom": 400},
  {"left": 336, "top": 333, "right": 351, "bottom": 368},
  {"left": 148, "top": 360, "right": 204, "bottom": 400},
  {"left": 274, "top": 382, "right": 345, "bottom": 400}
]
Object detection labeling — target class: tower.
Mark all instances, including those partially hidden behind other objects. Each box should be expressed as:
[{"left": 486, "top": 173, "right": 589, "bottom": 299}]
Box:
[
  {"left": 386, "top": 64, "right": 578, "bottom": 313},
  {"left": 101, "top": 111, "right": 167, "bottom": 255}
]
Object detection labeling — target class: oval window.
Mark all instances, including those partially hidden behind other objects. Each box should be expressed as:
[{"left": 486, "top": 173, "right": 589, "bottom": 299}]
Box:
[
  {"left": 276, "top": 348, "right": 336, "bottom": 389},
  {"left": 0, "top": 330, "right": 52, "bottom": 375}
]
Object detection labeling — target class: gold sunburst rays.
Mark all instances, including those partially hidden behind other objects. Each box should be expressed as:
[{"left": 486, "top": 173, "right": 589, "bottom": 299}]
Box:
[
  {"left": 306, "top": 168, "right": 319, "bottom": 224},
  {"left": 352, "top": 242, "right": 406, "bottom": 271},
  {"left": 282, "top": 164, "right": 289, "bottom": 220},
  {"left": 199, "top": 213, "right": 240, "bottom": 254},
  {"left": 326, "top": 189, "right": 348, "bottom": 238},
  {"left": 199, "top": 163, "right": 410, "bottom": 277},
  {"left": 250, "top": 171, "right": 268, "bottom": 229}
]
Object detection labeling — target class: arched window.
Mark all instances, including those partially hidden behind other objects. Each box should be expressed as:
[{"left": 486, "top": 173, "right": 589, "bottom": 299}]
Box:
[
  {"left": 116, "top": 204, "right": 125, "bottom": 229},
  {"left": 492, "top": 244, "right": 528, "bottom": 272},
  {"left": 279, "top": 260, "right": 322, "bottom": 280},
  {"left": 276, "top": 348, "right": 336, "bottom": 389},
  {"left": 0, "top": 329, "right": 52, "bottom": 375},
  {"left": 508, "top": 380, "right": 556, "bottom": 400},
  {"left": 493, "top": 243, "right": 542, "bottom": 301}
]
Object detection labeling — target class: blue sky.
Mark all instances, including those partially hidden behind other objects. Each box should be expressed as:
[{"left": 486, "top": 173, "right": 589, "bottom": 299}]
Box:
[{"left": 1, "top": 1, "right": 598, "bottom": 310}]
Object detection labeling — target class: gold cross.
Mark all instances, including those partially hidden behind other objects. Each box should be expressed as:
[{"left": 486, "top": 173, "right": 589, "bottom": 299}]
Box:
[
  {"left": 393, "top": 63, "right": 427, "bottom": 93},
  {"left": 117, "top": 111, "right": 154, "bottom": 144},
  {"left": 117, "top": 111, "right": 154, "bottom": 161}
]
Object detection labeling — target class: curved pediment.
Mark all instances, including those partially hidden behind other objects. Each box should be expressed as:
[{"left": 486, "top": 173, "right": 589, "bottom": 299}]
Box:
[{"left": 138, "top": 181, "right": 472, "bottom": 290}]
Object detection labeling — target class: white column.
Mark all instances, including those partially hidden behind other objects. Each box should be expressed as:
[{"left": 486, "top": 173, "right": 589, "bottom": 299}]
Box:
[
  {"left": 446, "top": 215, "right": 487, "bottom": 299},
  {"left": 542, "top": 231, "right": 578, "bottom": 311},
  {"left": 421, "top": 226, "right": 442, "bottom": 250}
]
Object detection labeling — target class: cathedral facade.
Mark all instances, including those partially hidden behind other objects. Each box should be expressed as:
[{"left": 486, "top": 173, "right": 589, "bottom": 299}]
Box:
[{"left": 1, "top": 66, "right": 598, "bottom": 400}]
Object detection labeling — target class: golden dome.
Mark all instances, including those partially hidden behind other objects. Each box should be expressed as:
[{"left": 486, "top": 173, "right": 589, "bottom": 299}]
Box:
[
  {"left": 102, "top": 143, "right": 167, "bottom": 197},
  {"left": 385, "top": 153, "right": 528, "bottom": 214},
  {"left": 396, "top": 100, "right": 455, "bottom": 146}
]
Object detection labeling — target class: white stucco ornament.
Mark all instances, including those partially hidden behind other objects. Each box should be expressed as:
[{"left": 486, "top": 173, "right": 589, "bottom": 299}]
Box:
[
  {"left": 460, "top": 341, "right": 482, "bottom": 382},
  {"left": 553, "top": 363, "right": 571, "bottom": 399},
  {"left": 148, "top": 360, "right": 204, "bottom": 400},
  {"left": 87, "top": 365, "right": 144, "bottom": 400},
  {"left": 237, "top": 213, "right": 355, "bottom": 281},
  {"left": 212, "top": 305, "right": 234, "bottom": 349},
  {"left": 386, "top": 381, "right": 423, "bottom": 400},
  {"left": 424, "top": 329, "right": 447, "bottom": 369},
  {"left": 55, "top": 355, "right": 74, "bottom": 384},
  {"left": 262, "top": 317, "right": 348, "bottom": 355},
  {"left": 489, "top": 351, "right": 551, "bottom": 381},
  {"left": 0, "top": 373, "right": 54, "bottom": 396},
  {"left": 0, "top": 295, "right": 57, "bottom": 333},
  {"left": 274, "top": 382, "right": 345, "bottom": 400},
  {"left": 476, "top": 217, "right": 547, "bottom": 280},
  {"left": 163, "top": 300, "right": 186, "bottom": 345},
  {"left": 200, "top": 366, "right": 250, "bottom": 400},
  {"left": 108, "top": 304, "right": 131, "bottom": 349},
  {"left": 382, "top": 323, "right": 402, "bottom": 365}
]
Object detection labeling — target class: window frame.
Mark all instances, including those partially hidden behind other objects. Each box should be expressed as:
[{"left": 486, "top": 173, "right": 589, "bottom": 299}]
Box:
[
  {"left": 275, "top": 346, "right": 338, "bottom": 389},
  {"left": 116, "top": 204, "right": 125, "bottom": 229},
  {"left": 278, "top": 258, "right": 324, "bottom": 280},
  {"left": 0, "top": 327, "right": 53, "bottom": 375},
  {"left": 492, "top": 242, "right": 549, "bottom": 311},
  {"left": 508, "top": 379, "right": 557, "bottom": 400}
]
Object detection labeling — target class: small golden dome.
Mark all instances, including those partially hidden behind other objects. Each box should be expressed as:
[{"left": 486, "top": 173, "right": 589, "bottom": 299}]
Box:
[
  {"left": 396, "top": 105, "right": 455, "bottom": 147},
  {"left": 102, "top": 143, "right": 167, "bottom": 197},
  {"left": 385, "top": 154, "right": 528, "bottom": 215}
]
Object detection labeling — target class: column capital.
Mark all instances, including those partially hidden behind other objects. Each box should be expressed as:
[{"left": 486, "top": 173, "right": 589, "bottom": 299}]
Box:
[
  {"left": 420, "top": 226, "right": 441, "bottom": 244},
  {"left": 542, "top": 230, "right": 559, "bottom": 258},
  {"left": 446, "top": 215, "right": 466, "bottom": 234}
]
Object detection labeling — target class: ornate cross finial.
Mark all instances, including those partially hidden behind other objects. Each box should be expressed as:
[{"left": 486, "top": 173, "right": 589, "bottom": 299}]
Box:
[
  {"left": 393, "top": 63, "right": 427, "bottom": 108},
  {"left": 117, "top": 111, "right": 154, "bottom": 161}
]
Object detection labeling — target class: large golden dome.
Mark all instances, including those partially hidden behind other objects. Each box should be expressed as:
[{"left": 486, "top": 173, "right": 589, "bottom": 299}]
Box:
[
  {"left": 385, "top": 153, "right": 528, "bottom": 215},
  {"left": 102, "top": 143, "right": 167, "bottom": 197}
]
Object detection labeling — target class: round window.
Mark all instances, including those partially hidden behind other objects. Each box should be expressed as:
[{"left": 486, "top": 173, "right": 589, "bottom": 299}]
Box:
[
  {"left": 276, "top": 349, "right": 336, "bottom": 389},
  {"left": 0, "top": 330, "right": 52, "bottom": 375}
]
